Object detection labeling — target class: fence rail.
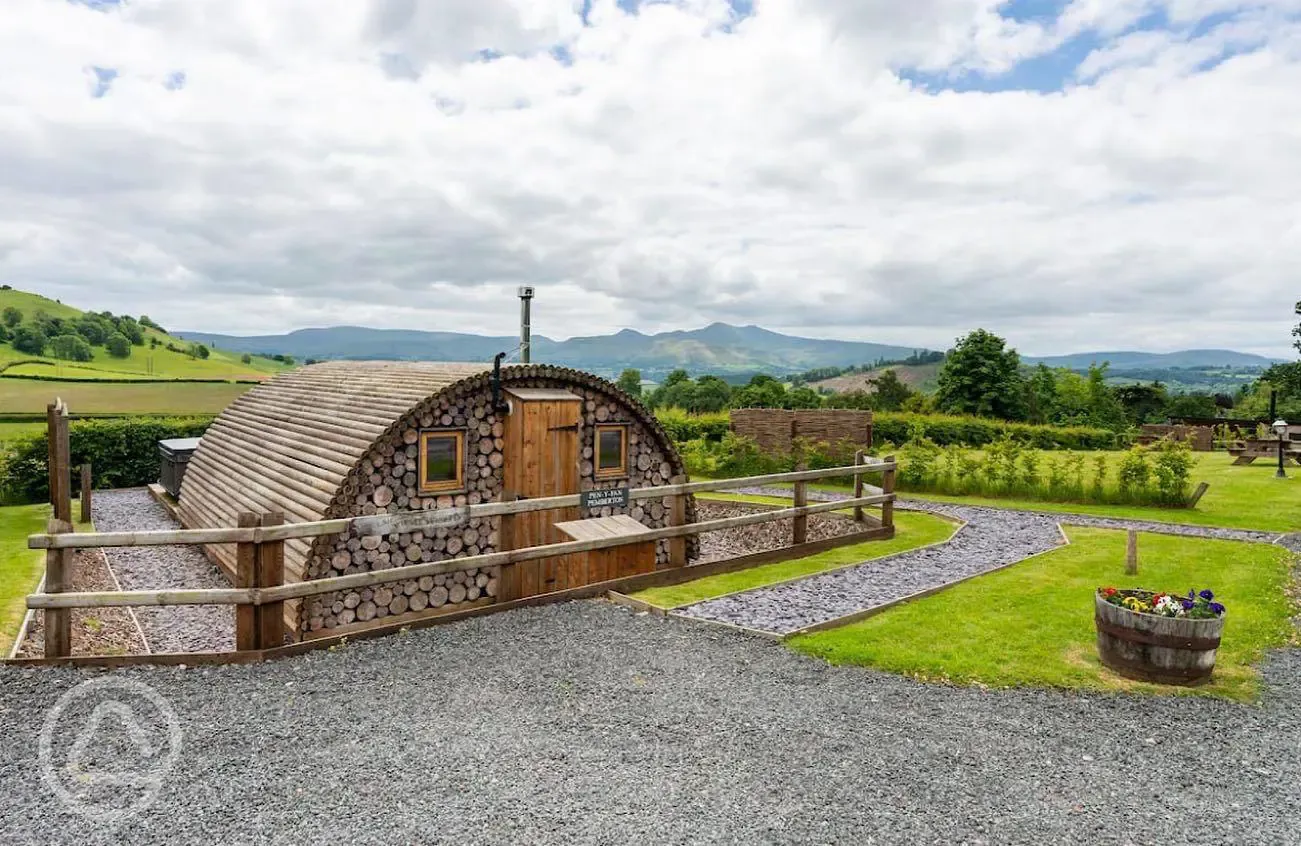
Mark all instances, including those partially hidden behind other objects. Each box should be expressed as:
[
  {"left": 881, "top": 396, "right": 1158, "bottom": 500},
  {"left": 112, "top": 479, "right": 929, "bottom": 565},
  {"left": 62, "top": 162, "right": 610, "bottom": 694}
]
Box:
[{"left": 20, "top": 458, "right": 896, "bottom": 661}]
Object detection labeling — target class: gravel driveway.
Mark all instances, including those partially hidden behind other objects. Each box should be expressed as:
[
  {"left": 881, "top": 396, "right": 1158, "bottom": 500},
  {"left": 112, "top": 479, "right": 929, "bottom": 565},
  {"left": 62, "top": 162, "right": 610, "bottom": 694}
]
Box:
[
  {"left": 93, "top": 489, "right": 233, "bottom": 653},
  {"left": 1, "top": 602, "right": 1298, "bottom": 845}
]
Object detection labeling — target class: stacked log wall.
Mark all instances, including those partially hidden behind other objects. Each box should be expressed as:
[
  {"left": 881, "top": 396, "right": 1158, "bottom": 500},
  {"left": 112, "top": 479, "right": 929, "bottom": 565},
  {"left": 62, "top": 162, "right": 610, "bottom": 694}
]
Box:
[
  {"left": 730, "top": 408, "right": 873, "bottom": 454},
  {"left": 300, "top": 375, "right": 698, "bottom": 635}
]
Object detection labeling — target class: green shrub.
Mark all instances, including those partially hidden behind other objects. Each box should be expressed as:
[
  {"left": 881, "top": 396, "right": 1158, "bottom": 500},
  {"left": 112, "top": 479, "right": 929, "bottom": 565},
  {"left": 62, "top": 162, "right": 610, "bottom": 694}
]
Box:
[
  {"left": 0, "top": 416, "right": 214, "bottom": 504},
  {"left": 49, "top": 333, "right": 94, "bottom": 362},
  {"left": 105, "top": 331, "right": 131, "bottom": 358},
  {"left": 873, "top": 412, "right": 1118, "bottom": 450},
  {"left": 654, "top": 408, "right": 731, "bottom": 443}
]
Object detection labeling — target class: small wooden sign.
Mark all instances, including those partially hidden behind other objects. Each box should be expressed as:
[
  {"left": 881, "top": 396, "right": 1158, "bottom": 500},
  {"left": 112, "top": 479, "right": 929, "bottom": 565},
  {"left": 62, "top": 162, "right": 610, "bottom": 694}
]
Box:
[
  {"left": 355, "top": 507, "right": 469, "bottom": 537},
  {"left": 581, "top": 487, "right": 629, "bottom": 510}
]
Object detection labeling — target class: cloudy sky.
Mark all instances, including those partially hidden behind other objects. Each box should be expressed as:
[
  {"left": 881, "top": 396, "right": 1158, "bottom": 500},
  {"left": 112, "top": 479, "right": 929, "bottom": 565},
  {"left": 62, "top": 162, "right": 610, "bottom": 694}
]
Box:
[{"left": 1, "top": 0, "right": 1299, "bottom": 356}]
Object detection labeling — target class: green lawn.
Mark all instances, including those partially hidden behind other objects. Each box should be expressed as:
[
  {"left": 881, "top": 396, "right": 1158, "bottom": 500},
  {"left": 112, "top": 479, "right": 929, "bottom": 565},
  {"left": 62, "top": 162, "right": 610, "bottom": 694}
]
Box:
[
  {"left": 789, "top": 527, "right": 1295, "bottom": 701},
  {"left": 0, "top": 420, "right": 47, "bottom": 444},
  {"left": 0, "top": 379, "right": 251, "bottom": 415},
  {"left": 761, "top": 451, "right": 1301, "bottom": 533},
  {"left": 0, "top": 503, "right": 51, "bottom": 653},
  {"left": 631, "top": 505, "right": 957, "bottom": 609}
]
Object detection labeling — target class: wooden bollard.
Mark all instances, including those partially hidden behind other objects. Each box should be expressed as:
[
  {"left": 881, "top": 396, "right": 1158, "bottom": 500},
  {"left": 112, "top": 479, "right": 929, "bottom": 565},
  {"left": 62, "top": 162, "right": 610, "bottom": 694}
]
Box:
[
  {"left": 79, "top": 464, "right": 92, "bottom": 525},
  {"left": 667, "top": 475, "right": 687, "bottom": 568},
  {"left": 257, "top": 512, "right": 286, "bottom": 650},
  {"left": 792, "top": 462, "right": 808, "bottom": 546},
  {"left": 497, "top": 492, "right": 519, "bottom": 602},
  {"left": 1126, "top": 530, "right": 1139, "bottom": 576},
  {"left": 44, "top": 517, "right": 73, "bottom": 658},
  {"left": 853, "top": 450, "right": 865, "bottom": 523},
  {"left": 234, "top": 512, "right": 260, "bottom": 652}
]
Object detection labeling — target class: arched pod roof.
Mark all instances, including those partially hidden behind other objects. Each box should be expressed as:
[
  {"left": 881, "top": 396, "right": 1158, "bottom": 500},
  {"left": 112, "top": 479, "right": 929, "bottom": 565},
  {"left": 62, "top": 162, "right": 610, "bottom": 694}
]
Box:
[{"left": 175, "top": 360, "right": 688, "bottom": 590}]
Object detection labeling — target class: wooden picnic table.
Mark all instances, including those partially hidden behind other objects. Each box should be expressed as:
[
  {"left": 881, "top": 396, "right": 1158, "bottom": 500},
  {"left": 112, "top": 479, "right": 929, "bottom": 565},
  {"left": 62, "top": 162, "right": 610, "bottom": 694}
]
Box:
[{"left": 1227, "top": 438, "right": 1301, "bottom": 466}]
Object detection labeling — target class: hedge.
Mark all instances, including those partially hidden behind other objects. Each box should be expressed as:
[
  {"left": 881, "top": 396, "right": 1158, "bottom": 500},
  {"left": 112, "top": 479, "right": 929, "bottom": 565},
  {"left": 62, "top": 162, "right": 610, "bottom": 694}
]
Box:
[
  {"left": 654, "top": 408, "right": 731, "bottom": 443},
  {"left": 0, "top": 415, "right": 215, "bottom": 504},
  {"left": 657, "top": 409, "right": 1120, "bottom": 451},
  {"left": 873, "top": 413, "right": 1119, "bottom": 450}
]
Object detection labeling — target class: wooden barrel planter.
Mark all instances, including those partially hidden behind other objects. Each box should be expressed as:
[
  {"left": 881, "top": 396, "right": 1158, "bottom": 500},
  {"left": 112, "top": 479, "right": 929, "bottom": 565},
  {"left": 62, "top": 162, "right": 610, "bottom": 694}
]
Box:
[{"left": 1094, "top": 591, "right": 1225, "bottom": 686}]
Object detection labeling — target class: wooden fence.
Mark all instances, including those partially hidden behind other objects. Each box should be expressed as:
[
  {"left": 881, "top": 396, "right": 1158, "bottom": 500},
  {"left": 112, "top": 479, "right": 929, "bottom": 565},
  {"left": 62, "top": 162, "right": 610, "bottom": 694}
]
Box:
[{"left": 18, "top": 457, "right": 896, "bottom": 665}]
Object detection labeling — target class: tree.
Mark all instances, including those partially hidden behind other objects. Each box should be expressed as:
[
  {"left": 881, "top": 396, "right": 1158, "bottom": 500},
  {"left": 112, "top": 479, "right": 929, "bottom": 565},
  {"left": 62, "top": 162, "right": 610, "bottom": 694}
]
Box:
[
  {"left": 1114, "top": 382, "right": 1169, "bottom": 425},
  {"left": 105, "top": 332, "right": 131, "bottom": 358},
  {"left": 866, "top": 369, "right": 916, "bottom": 411},
  {"left": 616, "top": 368, "right": 642, "bottom": 398},
  {"left": 240, "top": 353, "right": 253, "bottom": 365},
  {"left": 731, "top": 374, "right": 788, "bottom": 409},
  {"left": 1085, "top": 363, "right": 1127, "bottom": 430},
  {"left": 2, "top": 306, "right": 21, "bottom": 328},
  {"left": 49, "top": 333, "right": 93, "bottom": 362},
  {"left": 1025, "top": 364, "right": 1059, "bottom": 424},
  {"left": 187, "top": 343, "right": 210, "bottom": 360},
  {"left": 12, "top": 324, "right": 46, "bottom": 355},
  {"left": 1165, "top": 392, "right": 1218, "bottom": 420},
  {"left": 692, "top": 375, "right": 732, "bottom": 412},
  {"left": 785, "top": 386, "right": 824, "bottom": 409},
  {"left": 139, "top": 315, "right": 165, "bottom": 333},
  {"left": 935, "top": 329, "right": 1027, "bottom": 420},
  {"left": 74, "top": 316, "right": 111, "bottom": 346},
  {"left": 663, "top": 369, "right": 690, "bottom": 388},
  {"left": 117, "top": 317, "right": 145, "bottom": 345}
]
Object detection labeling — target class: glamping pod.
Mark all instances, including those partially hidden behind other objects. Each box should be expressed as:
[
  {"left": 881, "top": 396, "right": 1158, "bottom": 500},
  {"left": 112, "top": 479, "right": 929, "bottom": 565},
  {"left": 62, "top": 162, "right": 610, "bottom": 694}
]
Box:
[{"left": 176, "top": 361, "right": 698, "bottom": 638}]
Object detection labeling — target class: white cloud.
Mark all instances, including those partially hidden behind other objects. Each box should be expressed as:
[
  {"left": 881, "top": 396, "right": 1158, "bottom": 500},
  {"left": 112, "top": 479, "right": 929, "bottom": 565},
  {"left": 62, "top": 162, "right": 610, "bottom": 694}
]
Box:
[{"left": 0, "top": 0, "right": 1298, "bottom": 357}]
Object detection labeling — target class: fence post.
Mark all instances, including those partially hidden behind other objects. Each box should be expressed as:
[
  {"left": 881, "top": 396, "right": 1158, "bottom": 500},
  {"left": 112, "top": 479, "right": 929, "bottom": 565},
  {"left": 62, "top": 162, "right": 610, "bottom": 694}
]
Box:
[
  {"left": 46, "top": 403, "right": 57, "bottom": 509},
  {"left": 792, "top": 462, "right": 808, "bottom": 546},
  {"left": 44, "top": 518, "right": 73, "bottom": 658},
  {"left": 667, "top": 475, "right": 688, "bottom": 568},
  {"left": 497, "top": 492, "right": 519, "bottom": 602},
  {"left": 234, "top": 512, "right": 260, "bottom": 651},
  {"left": 881, "top": 454, "right": 896, "bottom": 531},
  {"left": 256, "top": 512, "right": 285, "bottom": 649},
  {"left": 1125, "top": 530, "right": 1139, "bottom": 576},
  {"left": 853, "top": 450, "right": 865, "bottom": 523},
  {"left": 79, "top": 464, "right": 92, "bottom": 525}
]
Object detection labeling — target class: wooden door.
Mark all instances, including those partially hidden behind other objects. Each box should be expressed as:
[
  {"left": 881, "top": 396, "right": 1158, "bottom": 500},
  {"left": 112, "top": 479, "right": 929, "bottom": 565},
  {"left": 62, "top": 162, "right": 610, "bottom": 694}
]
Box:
[{"left": 500, "top": 390, "right": 583, "bottom": 598}]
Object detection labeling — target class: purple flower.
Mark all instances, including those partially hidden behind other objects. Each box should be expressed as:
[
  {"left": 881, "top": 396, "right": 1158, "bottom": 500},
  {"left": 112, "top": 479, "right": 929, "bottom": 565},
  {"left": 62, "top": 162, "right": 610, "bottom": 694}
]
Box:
[
  {"left": 1199, "top": 589, "right": 1214, "bottom": 601},
  {"left": 1188, "top": 589, "right": 1196, "bottom": 600},
  {"left": 1181, "top": 599, "right": 1194, "bottom": 610},
  {"left": 1210, "top": 602, "right": 1225, "bottom": 615}
]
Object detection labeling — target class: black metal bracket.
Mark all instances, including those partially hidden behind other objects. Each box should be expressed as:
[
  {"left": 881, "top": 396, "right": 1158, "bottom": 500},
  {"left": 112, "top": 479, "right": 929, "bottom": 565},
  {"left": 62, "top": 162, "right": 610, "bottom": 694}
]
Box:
[{"left": 491, "top": 352, "right": 511, "bottom": 414}]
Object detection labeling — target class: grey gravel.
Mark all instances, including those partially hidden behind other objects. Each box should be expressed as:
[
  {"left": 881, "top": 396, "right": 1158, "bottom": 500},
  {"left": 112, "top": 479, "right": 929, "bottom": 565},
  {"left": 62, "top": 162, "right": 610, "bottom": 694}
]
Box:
[
  {"left": 1, "top": 601, "right": 1299, "bottom": 845},
  {"left": 92, "top": 488, "right": 233, "bottom": 653},
  {"left": 698, "top": 489, "right": 1285, "bottom": 635},
  {"left": 680, "top": 503, "right": 1062, "bottom": 634}
]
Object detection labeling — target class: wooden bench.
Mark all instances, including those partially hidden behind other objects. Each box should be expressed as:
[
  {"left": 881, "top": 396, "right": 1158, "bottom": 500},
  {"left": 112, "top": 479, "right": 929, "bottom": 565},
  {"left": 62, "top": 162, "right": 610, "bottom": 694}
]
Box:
[
  {"left": 554, "top": 514, "right": 657, "bottom": 583},
  {"left": 1227, "top": 439, "right": 1301, "bottom": 465}
]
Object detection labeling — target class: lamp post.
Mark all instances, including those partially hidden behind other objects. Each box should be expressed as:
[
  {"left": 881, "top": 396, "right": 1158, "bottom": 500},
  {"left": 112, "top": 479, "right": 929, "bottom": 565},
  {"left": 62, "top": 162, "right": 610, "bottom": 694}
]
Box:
[{"left": 1274, "top": 419, "right": 1289, "bottom": 479}]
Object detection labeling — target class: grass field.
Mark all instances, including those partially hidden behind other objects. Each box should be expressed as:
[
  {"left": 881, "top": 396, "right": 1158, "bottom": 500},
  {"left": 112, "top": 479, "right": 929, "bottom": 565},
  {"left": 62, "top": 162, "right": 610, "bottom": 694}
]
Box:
[
  {"left": 0, "top": 502, "right": 52, "bottom": 653},
  {"left": 777, "top": 452, "right": 1301, "bottom": 533},
  {"left": 630, "top": 498, "right": 957, "bottom": 608},
  {"left": 0, "top": 380, "right": 249, "bottom": 415},
  {"left": 789, "top": 526, "right": 1295, "bottom": 702},
  {"left": 0, "top": 288, "right": 291, "bottom": 382},
  {"left": 0, "top": 421, "right": 48, "bottom": 444}
]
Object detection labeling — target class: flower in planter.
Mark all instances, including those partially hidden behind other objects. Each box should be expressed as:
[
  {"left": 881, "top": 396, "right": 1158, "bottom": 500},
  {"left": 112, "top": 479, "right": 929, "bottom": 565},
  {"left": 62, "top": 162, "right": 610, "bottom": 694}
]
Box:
[{"left": 1099, "top": 587, "right": 1225, "bottom": 619}]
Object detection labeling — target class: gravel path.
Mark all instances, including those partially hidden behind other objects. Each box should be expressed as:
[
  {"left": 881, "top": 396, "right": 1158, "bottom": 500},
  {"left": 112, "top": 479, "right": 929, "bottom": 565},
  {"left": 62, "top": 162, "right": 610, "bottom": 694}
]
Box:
[
  {"left": 2, "top": 602, "right": 1298, "bottom": 845},
  {"left": 92, "top": 489, "right": 233, "bottom": 654},
  {"left": 680, "top": 503, "right": 1062, "bottom": 634},
  {"left": 695, "top": 500, "right": 858, "bottom": 564},
  {"left": 690, "top": 489, "right": 1287, "bottom": 635}
]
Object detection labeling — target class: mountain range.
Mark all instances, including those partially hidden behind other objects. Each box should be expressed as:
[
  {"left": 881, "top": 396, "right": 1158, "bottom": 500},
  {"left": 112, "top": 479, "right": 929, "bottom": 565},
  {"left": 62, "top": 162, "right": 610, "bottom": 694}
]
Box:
[
  {"left": 176, "top": 323, "right": 931, "bottom": 379},
  {"left": 177, "top": 323, "right": 1285, "bottom": 380}
]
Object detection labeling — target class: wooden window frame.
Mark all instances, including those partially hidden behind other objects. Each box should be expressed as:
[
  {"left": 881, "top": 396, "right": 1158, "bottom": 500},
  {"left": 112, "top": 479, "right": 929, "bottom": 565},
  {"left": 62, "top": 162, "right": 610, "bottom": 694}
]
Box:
[
  {"left": 418, "top": 430, "right": 466, "bottom": 495},
  {"left": 594, "top": 424, "right": 629, "bottom": 480}
]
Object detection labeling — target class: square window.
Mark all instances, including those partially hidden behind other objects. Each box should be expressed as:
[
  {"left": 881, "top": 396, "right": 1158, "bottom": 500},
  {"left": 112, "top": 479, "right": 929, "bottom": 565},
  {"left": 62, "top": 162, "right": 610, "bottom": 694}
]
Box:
[
  {"left": 595, "top": 424, "right": 627, "bottom": 479},
  {"left": 419, "top": 431, "right": 465, "bottom": 494}
]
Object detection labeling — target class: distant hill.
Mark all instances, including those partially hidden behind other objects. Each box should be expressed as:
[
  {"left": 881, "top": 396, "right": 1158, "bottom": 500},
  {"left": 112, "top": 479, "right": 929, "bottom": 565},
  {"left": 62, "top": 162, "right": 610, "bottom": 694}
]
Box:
[
  {"left": 1023, "top": 349, "right": 1283, "bottom": 369},
  {"left": 0, "top": 288, "right": 291, "bottom": 382},
  {"left": 178, "top": 322, "right": 928, "bottom": 380},
  {"left": 811, "top": 363, "right": 942, "bottom": 395}
]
